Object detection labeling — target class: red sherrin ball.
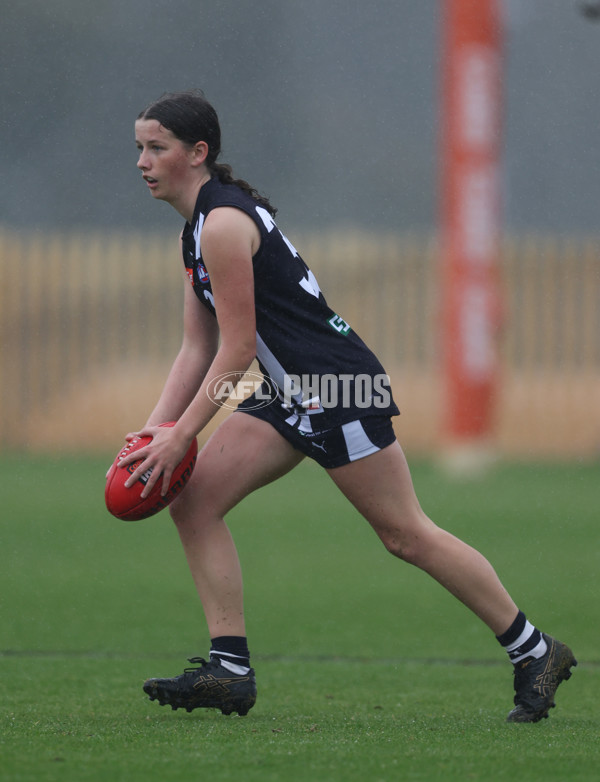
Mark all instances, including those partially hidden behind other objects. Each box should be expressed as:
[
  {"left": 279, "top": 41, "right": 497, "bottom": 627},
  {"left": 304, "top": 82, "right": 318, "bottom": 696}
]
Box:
[{"left": 105, "top": 422, "right": 198, "bottom": 521}]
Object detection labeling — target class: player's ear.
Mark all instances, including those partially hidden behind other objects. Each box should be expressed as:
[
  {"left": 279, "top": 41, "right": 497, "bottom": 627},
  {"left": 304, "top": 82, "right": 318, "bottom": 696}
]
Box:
[{"left": 191, "top": 141, "right": 209, "bottom": 167}]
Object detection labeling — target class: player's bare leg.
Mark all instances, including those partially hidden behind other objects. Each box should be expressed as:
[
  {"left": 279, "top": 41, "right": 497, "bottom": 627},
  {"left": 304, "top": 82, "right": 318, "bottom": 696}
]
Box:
[
  {"left": 169, "top": 412, "right": 304, "bottom": 636},
  {"left": 142, "top": 413, "right": 303, "bottom": 716},
  {"left": 327, "top": 440, "right": 518, "bottom": 634},
  {"left": 327, "top": 441, "right": 576, "bottom": 721}
]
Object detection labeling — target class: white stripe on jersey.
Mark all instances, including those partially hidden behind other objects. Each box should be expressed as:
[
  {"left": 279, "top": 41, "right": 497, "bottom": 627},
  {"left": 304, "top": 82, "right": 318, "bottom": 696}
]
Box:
[
  {"left": 256, "top": 332, "right": 319, "bottom": 433},
  {"left": 255, "top": 332, "right": 295, "bottom": 401},
  {"left": 341, "top": 420, "right": 379, "bottom": 462},
  {"left": 193, "top": 213, "right": 205, "bottom": 259}
]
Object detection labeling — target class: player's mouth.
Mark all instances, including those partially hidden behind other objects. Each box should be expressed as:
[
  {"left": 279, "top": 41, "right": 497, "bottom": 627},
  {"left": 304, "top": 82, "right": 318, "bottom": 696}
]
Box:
[{"left": 143, "top": 175, "right": 158, "bottom": 189}]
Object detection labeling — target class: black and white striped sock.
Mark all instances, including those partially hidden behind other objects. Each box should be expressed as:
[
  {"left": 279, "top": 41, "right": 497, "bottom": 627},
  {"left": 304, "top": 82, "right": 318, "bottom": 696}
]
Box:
[
  {"left": 210, "top": 636, "right": 251, "bottom": 675},
  {"left": 496, "top": 610, "right": 547, "bottom": 664}
]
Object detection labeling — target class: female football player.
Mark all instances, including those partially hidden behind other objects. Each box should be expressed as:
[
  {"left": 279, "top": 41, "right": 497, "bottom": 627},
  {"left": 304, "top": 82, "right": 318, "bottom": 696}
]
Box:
[{"left": 120, "top": 89, "right": 575, "bottom": 722}]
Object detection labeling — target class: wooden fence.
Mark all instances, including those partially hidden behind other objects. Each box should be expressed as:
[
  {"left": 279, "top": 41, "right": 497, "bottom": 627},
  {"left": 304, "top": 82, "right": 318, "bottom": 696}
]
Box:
[{"left": 1, "top": 227, "right": 599, "bottom": 458}]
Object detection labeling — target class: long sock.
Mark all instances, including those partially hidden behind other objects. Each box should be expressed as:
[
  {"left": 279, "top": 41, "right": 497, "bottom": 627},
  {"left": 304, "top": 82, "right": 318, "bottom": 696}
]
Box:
[
  {"left": 496, "top": 610, "right": 547, "bottom": 664},
  {"left": 210, "top": 636, "right": 251, "bottom": 675}
]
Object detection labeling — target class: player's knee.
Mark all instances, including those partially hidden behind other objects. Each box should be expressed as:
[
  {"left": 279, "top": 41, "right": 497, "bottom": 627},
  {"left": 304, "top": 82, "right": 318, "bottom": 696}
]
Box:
[
  {"left": 168, "top": 476, "right": 206, "bottom": 524},
  {"left": 168, "top": 470, "right": 227, "bottom": 527},
  {"left": 376, "top": 514, "right": 435, "bottom": 565},
  {"left": 379, "top": 533, "right": 406, "bottom": 560},
  {"left": 379, "top": 533, "right": 419, "bottom": 563},
  {"left": 168, "top": 490, "right": 193, "bottom": 526}
]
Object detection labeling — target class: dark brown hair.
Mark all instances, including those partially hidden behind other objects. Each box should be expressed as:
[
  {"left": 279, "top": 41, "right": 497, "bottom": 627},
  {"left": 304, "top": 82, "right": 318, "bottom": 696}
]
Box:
[{"left": 138, "top": 89, "right": 277, "bottom": 216}]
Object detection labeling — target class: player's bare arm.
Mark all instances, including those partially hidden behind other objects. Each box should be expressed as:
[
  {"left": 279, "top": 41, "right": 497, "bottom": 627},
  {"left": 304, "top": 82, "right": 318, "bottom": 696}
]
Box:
[
  {"left": 144, "top": 256, "right": 220, "bottom": 428},
  {"left": 121, "top": 207, "right": 259, "bottom": 496}
]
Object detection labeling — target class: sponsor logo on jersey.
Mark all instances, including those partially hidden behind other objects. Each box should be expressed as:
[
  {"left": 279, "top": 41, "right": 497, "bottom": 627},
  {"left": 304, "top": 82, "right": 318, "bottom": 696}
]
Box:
[
  {"left": 197, "top": 262, "right": 210, "bottom": 283},
  {"left": 328, "top": 314, "right": 351, "bottom": 335}
]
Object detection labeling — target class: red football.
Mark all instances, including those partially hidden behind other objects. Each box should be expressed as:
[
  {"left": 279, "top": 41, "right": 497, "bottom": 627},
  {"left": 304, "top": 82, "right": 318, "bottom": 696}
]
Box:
[{"left": 105, "top": 422, "right": 198, "bottom": 521}]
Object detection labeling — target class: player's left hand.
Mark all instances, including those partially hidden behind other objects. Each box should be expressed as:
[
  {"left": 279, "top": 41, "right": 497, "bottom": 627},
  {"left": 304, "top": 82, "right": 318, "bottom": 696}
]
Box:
[{"left": 119, "top": 424, "right": 192, "bottom": 498}]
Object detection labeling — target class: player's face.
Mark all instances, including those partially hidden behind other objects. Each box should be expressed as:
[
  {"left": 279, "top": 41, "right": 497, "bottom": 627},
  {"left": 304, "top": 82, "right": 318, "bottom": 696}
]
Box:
[{"left": 135, "top": 119, "right": 194, "bottom": 204}]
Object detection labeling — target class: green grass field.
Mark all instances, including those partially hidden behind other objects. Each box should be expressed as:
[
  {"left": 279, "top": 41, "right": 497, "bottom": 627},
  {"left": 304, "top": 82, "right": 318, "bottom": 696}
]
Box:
[{"left": 1, "top": 454, "right": 598, "bottom": 781}]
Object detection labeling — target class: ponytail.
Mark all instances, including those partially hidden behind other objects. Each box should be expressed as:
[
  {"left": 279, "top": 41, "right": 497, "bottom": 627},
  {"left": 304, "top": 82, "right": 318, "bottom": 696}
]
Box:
[
  {"left": 138, "top": 89, "right": 277, "bottom": 217},
  {"left": 209, "top": 162, "right": 277, "bottom": 217}
]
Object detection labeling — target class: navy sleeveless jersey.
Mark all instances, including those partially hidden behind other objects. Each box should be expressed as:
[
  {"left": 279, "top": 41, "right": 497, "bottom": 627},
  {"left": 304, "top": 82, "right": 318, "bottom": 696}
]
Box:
[{"left": 181, "top": 177, "right": 399, "bottom": 433}]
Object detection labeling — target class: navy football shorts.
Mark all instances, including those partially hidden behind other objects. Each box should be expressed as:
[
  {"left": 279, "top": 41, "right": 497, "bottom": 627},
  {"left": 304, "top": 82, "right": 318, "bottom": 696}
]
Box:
[{"left": 237, "top": 397, "right": 397, "bottom": 469}]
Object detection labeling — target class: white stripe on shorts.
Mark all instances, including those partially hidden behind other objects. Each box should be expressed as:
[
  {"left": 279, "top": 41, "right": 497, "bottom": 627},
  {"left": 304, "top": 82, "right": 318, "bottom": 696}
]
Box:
[{"left": 341, "top": 420, "right": 379, "bottom": 462}]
